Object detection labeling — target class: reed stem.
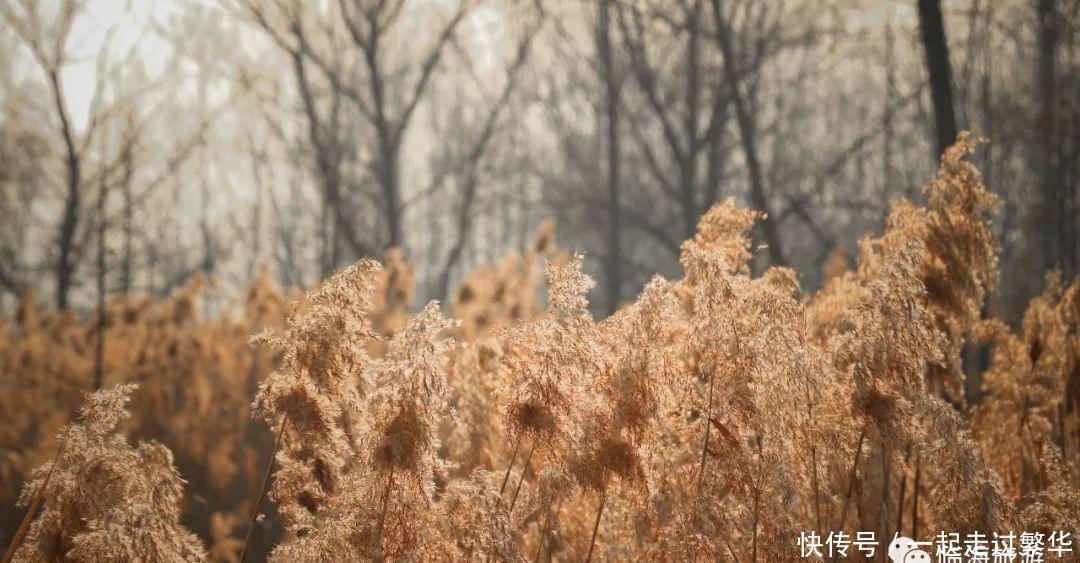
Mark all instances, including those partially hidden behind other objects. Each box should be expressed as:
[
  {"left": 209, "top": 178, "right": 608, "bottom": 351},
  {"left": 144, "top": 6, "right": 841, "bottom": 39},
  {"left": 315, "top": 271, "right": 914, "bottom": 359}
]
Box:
[
  {"left": 911, "top": 455, "right": 921, "bottom": 540},
  {"left": 373, "top": 469, "right": 395, "bottom": 563},
  {"left": 2, "top": 434, "right": 68, "bottom": 563},
  {"left": 584, "top": 487, "right": 606, "bottom": 563},
  {"left": 498, "top": 440, "right": 521, "bottom": 498},
  {"left": 831, "top": 425, "right": 866, "bottom": 563},
  {"left": 239, "top": 415, "right": 288, "bottom": 563},
  {"left": 508, "top": 441, "right": 535, "bottom": 513}
]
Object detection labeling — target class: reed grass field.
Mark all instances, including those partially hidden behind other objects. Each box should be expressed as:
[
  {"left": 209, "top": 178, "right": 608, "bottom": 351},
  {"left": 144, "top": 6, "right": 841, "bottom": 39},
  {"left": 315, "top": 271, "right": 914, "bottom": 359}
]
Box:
[
  {"left": 2, "top": 0, "right": 1079, "bottom": 560},
  {"left": 1, "top": 137, "right": 1078, "bottom": 561}
]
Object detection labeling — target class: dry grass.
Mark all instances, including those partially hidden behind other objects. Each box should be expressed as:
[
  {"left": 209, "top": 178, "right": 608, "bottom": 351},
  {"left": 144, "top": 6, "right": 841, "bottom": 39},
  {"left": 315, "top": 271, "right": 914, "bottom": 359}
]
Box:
[{"left": 2, "top": 135, "right": 1079, "bottom": 561}]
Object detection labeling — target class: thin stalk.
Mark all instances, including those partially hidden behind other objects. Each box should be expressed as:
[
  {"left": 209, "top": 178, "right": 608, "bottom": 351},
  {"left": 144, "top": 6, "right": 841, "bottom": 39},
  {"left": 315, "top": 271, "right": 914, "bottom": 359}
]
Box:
[
  {"left": 2, "top": 434, "right": 68, "bottom": 563},
  {"left": 751, "top": 436, "right": 762, "bottom": 563},
  {"left": 1057, "top": 404, "right": 1066, "bottom": 458},
  {"left": 751, "top": 489, "right": 759, "bottom": 563},
  {"left": 911, "top": 455, "right": 921, "bottom": 540},
  {"left": 812, "top": 445, "right": 821, "bottom": 530},
  {"left": 896, "top": 443, "right": 911, "bottom": 537},
  {"left": 498, "top": 440, "right": 521, "bottom": 498},
  {"left": 533, "top": 497, "right": 560, "bottom": 563},
  {"left": 584, "top": 487, "right": 607, "bottom": 563},
  {"left": 825, "top": 498, "right": 832, "bottom": 539},
  {"left": 724, "top": 538, "right": 742, "bottom": 563},
  {"left": 508, "top": 441, "right": 535, "bottom": 513},
  {"left": 239, "top": 415, "right": 288, "bottom": 563},
  {"left": 803, "top": 378, "right": 822, "bottom": 533},
  {"left": 697, "top": 365, "right": 717, "bottom": 489},
  {"left": 831, "top": 425, "right": 866, "bottom": 563},
  {"left": 533, "top": 512, "right": 549, "bottom": 563},
  {"left": 808, "top": 404, "right": 821, "bottom": 533},
  {"left": 93, "top": 173, "right": 108, "bottom": 392},
  {"left": 373, "top": 469, "right": 395, "bottom": 563},
  {"left": 699, "top": 314, "right": 740, "bottom": 489},
  {"left": 881, "top": 442, "right": 891, "bottom": 563}
]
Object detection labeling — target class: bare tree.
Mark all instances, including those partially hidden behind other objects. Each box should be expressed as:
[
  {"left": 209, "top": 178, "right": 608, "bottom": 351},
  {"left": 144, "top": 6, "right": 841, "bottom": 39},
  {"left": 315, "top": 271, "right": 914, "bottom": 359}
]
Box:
[
  {"left": 116, "top": 110, "right": 139, "bottom": 294},
  {"left": 240, "top": 2, "right": 364, "bottom": 274},
  {"left": 338, "top": 0, "right": 473, "bottom": 250},
  {"left": 0, "top": 104, "right": 47, "bottom": 298},
  {"left": 244, "top": 0, "right": 476, "bottom": 254},
  {"left": 1035, "top": 0, "right": 1065, "bottom": 273},
  {"left": 711, "top": 0, "right": 785, "bottom": 267},
  {"left": 0, "top": 1, "right": 185, "bottom": 308},
  {"left": 1, "top": 0, "right": 89, "bottom": 309},
  {"left": 617, "top": 0, "right": 730, "bottom": 242},
  {"left": 93, "top": 137, "right": 109, "bottom": 391},
  {"left": 917, "top": 0, "right": 958, "bottom": 160},
  {"left": 433, "top": 7, "right": 545, "bottom": 300},
  {"left": 598, "top": 0, "right": 623, "bottom": 313}
]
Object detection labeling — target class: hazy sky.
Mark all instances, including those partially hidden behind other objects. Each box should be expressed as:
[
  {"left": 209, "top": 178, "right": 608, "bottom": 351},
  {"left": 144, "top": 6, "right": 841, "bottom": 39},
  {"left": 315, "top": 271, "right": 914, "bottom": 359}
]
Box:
[{"left": 29, "top": 0, "right": 178, "bottom": 129}]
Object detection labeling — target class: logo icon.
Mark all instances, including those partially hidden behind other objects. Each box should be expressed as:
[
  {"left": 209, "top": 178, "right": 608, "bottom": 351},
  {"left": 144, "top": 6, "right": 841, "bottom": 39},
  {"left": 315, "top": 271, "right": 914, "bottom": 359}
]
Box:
[
  {"left": 903, "top": 549, "right": 931, "bottom": 562},
  {"left": 888, "top": 535, "right": 930, "bottom": 563}
]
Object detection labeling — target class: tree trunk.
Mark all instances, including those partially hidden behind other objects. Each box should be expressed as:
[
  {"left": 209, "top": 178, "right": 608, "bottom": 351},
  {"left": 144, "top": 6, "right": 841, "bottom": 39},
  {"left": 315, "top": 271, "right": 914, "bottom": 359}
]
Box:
[
  {"left": 94, "top": 172, "right": 107, "bottom": 391},
  {"left": 917, "top": 0, "right": 959, "bottom": 161},
  {"left": 1036, "top": 0, "right": 1062, "bottom": 272},
  {"left": 363, "top": 25, "right": 404, "bottom": 252},
  {"left": 435, "top": 21, "right": 539, "bottom": 300},
  {"left": 599, "top": 0, "right": 623, "bottom": 315},
  {"left": 247, "top": 135, "right": 265, "bottom": 280},
  {"left": 882, "top": 15, "right": 896, "bottom": 226},
  {"left": 703, "top": 93, "right": 730, "bottom": 211},
  {"left": 198, "top": 68, "right": 214, "bottom": 278},
  {"left": 711, "top": 0, "right": 786, "bottom": 267},
  {"left": 200, "top": 183, "right": 215, "bottom": 276},
  {"left": 56, "top": 169, "right": 80, "bottom": 310},
  {"left": 381, "top": 142, "right": 403, "bottom": 250},
  {"left": 51, "top": 69, "right": 81, "bottom": 310},
  {"left": 120, "top": 164, "right": 134, "bottom": 293},
  {"left": 680, "top": 1, "right": 701, "bottom": 240}
]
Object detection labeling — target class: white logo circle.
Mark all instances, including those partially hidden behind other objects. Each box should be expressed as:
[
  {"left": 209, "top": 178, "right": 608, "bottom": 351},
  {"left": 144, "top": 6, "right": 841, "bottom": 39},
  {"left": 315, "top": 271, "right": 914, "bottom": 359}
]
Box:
[{"left": 888, "top": 535, "right": 918, "bottom": 563}]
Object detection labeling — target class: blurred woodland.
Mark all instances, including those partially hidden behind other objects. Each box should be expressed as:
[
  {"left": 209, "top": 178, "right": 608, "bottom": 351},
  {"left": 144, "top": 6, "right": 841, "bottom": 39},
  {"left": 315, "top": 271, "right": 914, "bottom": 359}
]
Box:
[
  {"left": 0, "top": 0, "right": 1076, "bottom": 318},
  {"left": 1, "top": 0, "right": 1080, "bottom": 561}
]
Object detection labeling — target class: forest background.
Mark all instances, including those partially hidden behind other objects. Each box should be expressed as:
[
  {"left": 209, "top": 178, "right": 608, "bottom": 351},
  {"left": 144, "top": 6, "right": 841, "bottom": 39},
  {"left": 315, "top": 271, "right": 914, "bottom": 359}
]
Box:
[{"left": 1, "top": 0, "right": 1079, "bottom": 560}]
